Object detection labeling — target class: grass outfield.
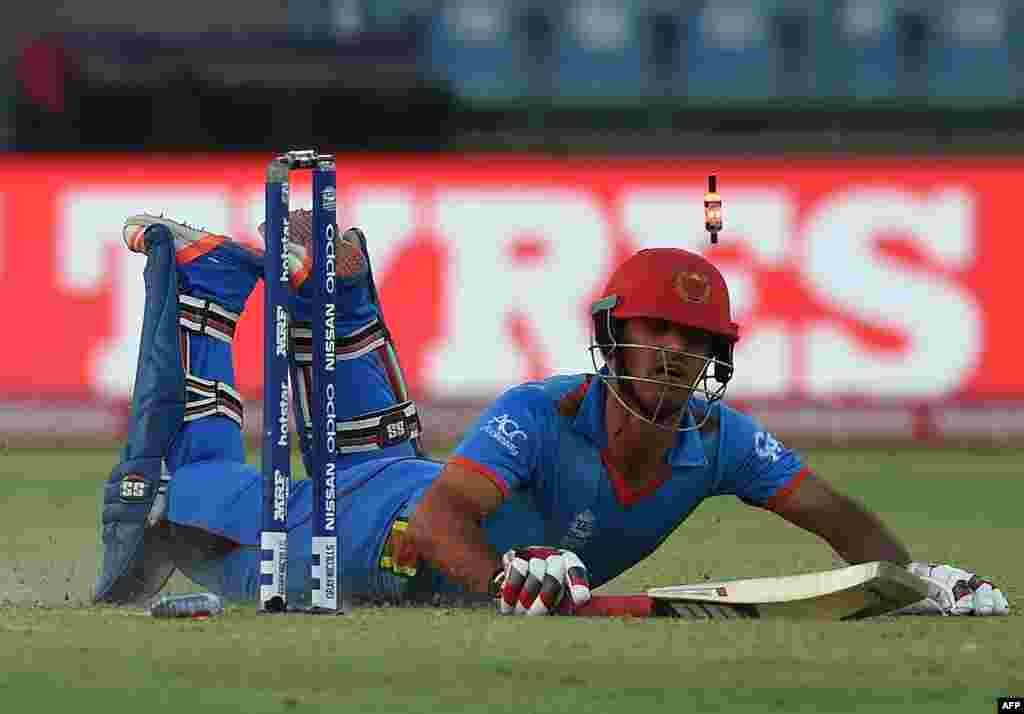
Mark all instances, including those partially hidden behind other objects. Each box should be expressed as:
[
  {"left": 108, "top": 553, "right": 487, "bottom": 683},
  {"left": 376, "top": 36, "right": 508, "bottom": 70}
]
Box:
[{"left": 1, "top": 446, "right": 1021, "bottom": 712}]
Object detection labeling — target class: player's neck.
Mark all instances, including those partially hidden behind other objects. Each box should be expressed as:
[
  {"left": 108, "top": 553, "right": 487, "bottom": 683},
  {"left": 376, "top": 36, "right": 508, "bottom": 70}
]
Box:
[{"left": 604, "top": 394, "right": 677, "bottom": 485}]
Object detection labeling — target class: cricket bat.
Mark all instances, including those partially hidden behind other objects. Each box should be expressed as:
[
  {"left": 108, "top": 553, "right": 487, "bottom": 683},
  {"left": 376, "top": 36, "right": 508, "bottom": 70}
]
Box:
[{"left": 566, "top": 561, "right": 929, "bottom": 620}]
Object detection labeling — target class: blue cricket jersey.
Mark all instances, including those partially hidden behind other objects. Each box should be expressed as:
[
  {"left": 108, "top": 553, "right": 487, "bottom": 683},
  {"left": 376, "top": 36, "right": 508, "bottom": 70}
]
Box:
[{"left": 451, "top": 372, "right": 810, "bottom": 588}]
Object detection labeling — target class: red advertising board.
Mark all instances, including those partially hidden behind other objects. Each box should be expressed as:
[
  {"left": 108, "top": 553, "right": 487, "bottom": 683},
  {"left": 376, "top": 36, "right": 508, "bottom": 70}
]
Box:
[{"left": 2, "top": 154, "right": 1022, "bottom": 410}]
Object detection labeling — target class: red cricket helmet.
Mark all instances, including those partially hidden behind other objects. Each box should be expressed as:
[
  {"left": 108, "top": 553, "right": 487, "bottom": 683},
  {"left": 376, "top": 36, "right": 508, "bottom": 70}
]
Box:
[
  {"left": 589, "top": 248, "right": 740, "bottom": 429},
  {"left": 598, "top": 248, "right": 738, "bottom": 341}
]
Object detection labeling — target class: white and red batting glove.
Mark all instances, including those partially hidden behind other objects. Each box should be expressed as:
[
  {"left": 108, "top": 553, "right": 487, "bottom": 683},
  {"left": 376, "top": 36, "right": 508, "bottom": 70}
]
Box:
[
  {"left": 897, "top": 562, "right": 1010, "bottom": 616},
  {"left": 491, "top": 547, "right": 592, "bottom": 616}
]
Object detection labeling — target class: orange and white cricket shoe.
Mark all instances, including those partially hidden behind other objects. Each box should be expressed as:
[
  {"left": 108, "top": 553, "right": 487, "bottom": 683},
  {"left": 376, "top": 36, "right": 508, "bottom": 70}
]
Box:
[
  {"left": 122, "top": 214, "right": 234, "bottom": 259},
  {"left": 122, "top": 214, "right": 263, "bottom": 315}
]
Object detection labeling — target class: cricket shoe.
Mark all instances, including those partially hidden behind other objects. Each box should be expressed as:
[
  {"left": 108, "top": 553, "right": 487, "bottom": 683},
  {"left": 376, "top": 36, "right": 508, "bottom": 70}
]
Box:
[{"left": 123, "top": 214, "right": 264, "bottom": 316}]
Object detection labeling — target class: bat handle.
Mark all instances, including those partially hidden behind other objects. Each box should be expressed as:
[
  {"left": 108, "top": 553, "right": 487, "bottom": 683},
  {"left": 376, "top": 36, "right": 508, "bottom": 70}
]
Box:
[{"left": 561, "top": 594, "right": 658, "bottom": 617}]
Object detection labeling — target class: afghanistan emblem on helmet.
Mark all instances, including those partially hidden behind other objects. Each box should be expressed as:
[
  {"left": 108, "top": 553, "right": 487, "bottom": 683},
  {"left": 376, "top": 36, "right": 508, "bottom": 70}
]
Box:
[{"left": 673, "top": 271, "right": 711, "bottom": 304}]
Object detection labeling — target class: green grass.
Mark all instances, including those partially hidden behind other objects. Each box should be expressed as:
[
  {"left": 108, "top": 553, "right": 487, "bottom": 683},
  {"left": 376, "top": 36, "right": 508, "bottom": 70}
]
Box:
[{"left": 1, "top": 447, "right": 1022, "bottom": 712}]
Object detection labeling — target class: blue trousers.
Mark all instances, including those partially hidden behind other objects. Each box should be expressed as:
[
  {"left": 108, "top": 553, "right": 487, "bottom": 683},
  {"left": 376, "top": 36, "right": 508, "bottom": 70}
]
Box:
[{"left": 169, "top": 455, "right": 443, "bottom": 603}]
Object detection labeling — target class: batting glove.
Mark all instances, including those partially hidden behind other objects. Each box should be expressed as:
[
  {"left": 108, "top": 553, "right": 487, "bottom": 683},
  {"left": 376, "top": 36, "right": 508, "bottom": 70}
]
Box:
[
  {"left": 899, "top": 562, "right": 1010, "bottom": 616},
  {"left": 491, "top": 547, "right": 592, "bottom": 616}
]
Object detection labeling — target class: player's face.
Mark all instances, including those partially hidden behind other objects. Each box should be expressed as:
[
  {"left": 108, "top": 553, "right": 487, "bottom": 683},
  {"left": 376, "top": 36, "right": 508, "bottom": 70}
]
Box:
[{"left": 618, "top": 318, "right": 713, "bottom": 423}]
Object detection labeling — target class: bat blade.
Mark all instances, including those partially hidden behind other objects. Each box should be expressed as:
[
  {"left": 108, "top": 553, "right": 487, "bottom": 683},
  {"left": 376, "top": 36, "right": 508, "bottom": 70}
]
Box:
[{"left": 568, "top": 562, "right": 929, "bottom": 620}]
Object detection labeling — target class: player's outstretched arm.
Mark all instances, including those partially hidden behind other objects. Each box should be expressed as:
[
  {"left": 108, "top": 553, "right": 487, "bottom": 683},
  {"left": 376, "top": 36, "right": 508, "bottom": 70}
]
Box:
[
  {"left": 405, "top": 461, "right": 506, "bottom": 594},
  {"left": 771, "top": 475, "right": 1009, "bottom": 616},
  {"left": 769, "top": 474, "right": 912, "bottom": 566}
]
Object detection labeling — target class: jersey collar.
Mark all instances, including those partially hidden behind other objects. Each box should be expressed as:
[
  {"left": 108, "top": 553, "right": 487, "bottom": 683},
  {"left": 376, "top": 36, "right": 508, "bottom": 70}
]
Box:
[{"left": 573, "top": 369, "right": 707, "bottom": 468}]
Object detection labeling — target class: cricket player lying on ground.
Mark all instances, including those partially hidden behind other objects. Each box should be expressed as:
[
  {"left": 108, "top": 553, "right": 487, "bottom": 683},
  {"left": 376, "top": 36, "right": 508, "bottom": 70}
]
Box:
[{"left": 95, "top": 212, "right": 1009, "bottom": 617}]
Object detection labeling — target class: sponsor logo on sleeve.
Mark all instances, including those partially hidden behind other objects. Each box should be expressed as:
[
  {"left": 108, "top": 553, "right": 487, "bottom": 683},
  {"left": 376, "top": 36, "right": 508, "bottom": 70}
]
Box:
[
  {"left": 483, "top": 413, "right": 528, "bottom": 456},
  {"left": 754, "top": 431, "right": 784, "bottom": 463}
]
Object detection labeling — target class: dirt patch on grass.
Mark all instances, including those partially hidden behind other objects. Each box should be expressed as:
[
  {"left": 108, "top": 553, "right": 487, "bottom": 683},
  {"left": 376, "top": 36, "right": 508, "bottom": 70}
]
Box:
[{"left": 0, "top": 559, "right": 91, "bottom": 606}]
